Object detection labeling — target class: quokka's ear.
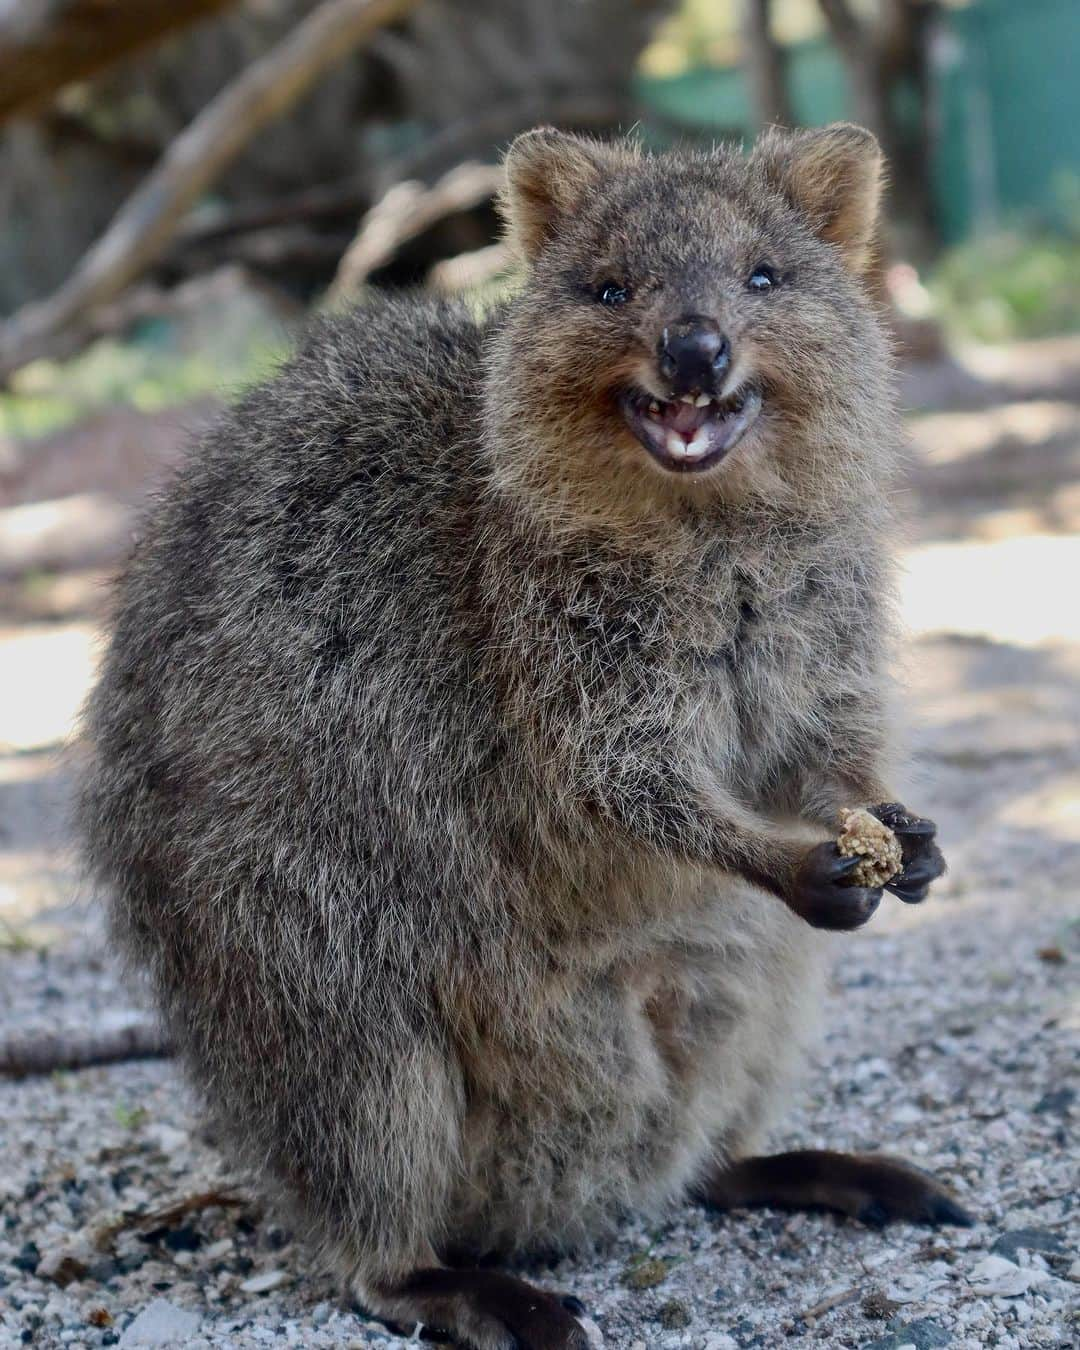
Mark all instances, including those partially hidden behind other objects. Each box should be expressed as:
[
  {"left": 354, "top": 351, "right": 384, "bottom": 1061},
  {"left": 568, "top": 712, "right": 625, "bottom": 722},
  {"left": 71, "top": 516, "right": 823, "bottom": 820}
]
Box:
[
  {"left": 754, "top": 122, "right": 884, "bottom": 275},
  {"left": 500, "top": 127, "right": 608, "bottom": 260}
]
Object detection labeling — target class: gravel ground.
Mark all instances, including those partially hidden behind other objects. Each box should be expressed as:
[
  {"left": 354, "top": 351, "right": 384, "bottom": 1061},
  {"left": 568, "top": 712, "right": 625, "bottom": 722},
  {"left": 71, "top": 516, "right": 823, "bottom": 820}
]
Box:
[{"left": 2, "top": 342, "right": 1079, "bottom": 1349}]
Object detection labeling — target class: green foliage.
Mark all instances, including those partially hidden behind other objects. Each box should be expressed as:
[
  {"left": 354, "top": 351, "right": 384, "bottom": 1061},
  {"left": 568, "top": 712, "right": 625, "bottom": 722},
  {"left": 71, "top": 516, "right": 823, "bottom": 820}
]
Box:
[
  {"left": 0, "top": 915, "right": 35, "bottom": 951},
  {"left": 0, "top": 319, "right": 287, "bottom": 444},
  {"left": 113, "top": 1100, "right": 150, "bottom": 1130},
  {"left": 928, "top": 217, "right": 1080, "bottom": 344},
  {"left": 641, "top": 0, "right": 823, "bottom": 77}
]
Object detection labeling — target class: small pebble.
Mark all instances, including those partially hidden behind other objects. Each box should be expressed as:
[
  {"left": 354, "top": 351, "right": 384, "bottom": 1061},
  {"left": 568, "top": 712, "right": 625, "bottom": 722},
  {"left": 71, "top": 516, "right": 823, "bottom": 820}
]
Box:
[
  {"left": 968, "top": 1255, "right": 1048, "bottom": 1297},
  {"left": 118, "top": 1299, "right": 200, "bottom": 1347},
  {"left": 239, "top": 1270, "right": 289, "bottom": 1295}
]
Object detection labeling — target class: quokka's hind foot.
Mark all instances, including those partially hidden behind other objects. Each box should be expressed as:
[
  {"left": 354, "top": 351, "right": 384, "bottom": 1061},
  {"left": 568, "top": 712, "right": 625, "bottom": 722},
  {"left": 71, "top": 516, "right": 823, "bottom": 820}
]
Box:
[
  {"left": 695, "top": 1148, "right": 974, "bottom": 1228},
  {"left": 371, "top": 1267, "right": 589, "bottom": 1350}
]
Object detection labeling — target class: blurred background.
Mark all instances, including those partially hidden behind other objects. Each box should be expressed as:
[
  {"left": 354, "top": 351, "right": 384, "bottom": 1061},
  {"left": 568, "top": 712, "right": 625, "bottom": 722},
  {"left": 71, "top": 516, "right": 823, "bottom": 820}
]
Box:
[
  {"left": 1, "top": 6, "right": 1077, "bottom": 1348},
  {"left": 1, "top": 0, "right": 1078, "bottom": 427}
]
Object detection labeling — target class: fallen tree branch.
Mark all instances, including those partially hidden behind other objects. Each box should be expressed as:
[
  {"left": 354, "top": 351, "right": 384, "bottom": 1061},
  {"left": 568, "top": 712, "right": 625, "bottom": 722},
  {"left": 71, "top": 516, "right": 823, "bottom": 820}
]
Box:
[
  {"left": 328, "top": 161, "right": 505, "bottom": 303},
  {"left": 0, "top": 1019, "right": 171, "bottom": 1077},
  {"left": 427, "top": 240, "right": 513, "bottom": 294},
  {"left": 0, "top": 0, "right": 421, "bottom": 384},
  {"left": 0, "top": 0, "right": 238, "bottom": 125}
]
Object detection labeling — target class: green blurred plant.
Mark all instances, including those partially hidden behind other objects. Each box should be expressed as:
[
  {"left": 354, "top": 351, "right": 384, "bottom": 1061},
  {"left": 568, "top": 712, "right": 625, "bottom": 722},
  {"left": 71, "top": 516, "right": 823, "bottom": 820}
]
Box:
[
  {"left": 928, "top": 212, "right": 1080, "bottom": 345},
  {"left": 641, "top": 0, "right": 823, "bottom": 77},
  {"left": 0, "top": 318, "right": 287, "bottom": 444},
  {"left": 113, "top": 1100, "right": 150, "bottom": 1130},
  {"left": 0, "top": 915, "right": 36, "bottom": 952}
]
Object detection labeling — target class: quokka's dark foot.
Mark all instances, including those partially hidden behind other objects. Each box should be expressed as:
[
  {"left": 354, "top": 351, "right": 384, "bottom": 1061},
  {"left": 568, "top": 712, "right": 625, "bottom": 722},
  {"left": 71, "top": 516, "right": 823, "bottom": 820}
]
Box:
[
  {"left": 695, "top": 1149, "right": 974, "bottom": 1228},
  {"left": 378, "top": 1267, "right": 589, "bottom": 1350}
]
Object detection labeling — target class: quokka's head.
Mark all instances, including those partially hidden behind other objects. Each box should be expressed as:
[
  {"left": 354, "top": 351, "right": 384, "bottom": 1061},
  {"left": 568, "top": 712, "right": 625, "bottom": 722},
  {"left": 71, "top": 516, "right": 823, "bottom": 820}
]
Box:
[{"left": 488, "top": 125, "right": 892, "bottom": 522}]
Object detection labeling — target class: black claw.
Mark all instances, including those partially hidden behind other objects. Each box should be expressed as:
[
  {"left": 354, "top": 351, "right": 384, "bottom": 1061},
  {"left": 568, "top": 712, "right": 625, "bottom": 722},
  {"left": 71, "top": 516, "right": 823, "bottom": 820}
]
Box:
[
  {"left": 896, "top": 819, "right": 936, "bottom": 838},
  {"left": 561, "top": 1296, "right": 587, "bottom": 1317},
  {"left": 833, "top": 850, "right": 867, "bottom": 878},
  {"left": 887, "top": 880, "right": 931, "bottom": 904},
  {"left": 900, "top": 850, "right": 945, "bottom": 882}
]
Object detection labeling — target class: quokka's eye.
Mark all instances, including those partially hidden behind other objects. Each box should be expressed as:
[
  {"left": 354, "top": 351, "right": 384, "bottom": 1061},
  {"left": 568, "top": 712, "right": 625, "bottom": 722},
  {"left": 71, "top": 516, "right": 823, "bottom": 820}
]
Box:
[
  {"left": 597, "top": 281, "right": 632, "bottom": 306},
  {"left": 748, "top": 264, "right": 779, "bottom": 292}
]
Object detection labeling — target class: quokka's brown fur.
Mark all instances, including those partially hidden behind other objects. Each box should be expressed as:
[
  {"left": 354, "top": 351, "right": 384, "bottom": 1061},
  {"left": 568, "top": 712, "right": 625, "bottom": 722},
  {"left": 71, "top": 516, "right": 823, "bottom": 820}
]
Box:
[{"left": 78, "top": 125, "right": 958, "bottom": 1349}]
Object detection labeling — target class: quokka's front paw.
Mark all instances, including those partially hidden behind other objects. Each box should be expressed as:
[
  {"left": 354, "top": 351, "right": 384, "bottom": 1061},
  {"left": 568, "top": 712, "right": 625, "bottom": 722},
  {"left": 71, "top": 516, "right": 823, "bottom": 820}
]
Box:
[
  {"left": 788, "top": 841, "right": 883, "bottom": 931},
  {"left": 868, "top": 802, "right": 947, "bottom": 904}
]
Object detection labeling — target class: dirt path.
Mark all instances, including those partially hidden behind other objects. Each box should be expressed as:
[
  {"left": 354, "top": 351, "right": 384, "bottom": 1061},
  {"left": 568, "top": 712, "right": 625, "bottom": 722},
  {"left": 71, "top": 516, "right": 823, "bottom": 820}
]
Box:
[{"left": 2, "top": 340, "right": 1078, "bottom": 1349}]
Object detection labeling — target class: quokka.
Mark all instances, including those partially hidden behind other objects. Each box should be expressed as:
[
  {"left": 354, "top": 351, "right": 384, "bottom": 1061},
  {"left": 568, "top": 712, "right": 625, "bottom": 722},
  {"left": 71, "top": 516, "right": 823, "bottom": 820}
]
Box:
[{"left": 78, "top": 123, "right": 970, "bottom": 1349}]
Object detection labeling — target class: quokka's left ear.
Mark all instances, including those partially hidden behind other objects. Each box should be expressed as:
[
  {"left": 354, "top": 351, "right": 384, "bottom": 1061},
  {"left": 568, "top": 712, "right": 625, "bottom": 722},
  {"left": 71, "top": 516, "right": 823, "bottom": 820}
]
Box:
[
  {"left": 500, "top": 127, "right": 613, "bottom": 262},
  {"left": 753, "top": 122, "right": 884, "bottom": 275}
]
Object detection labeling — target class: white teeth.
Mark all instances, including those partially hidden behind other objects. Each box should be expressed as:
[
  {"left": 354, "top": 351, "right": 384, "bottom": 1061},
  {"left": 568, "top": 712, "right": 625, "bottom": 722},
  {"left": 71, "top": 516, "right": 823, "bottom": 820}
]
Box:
[
  {"left": 678, "top": 393, "right": 696, "bottom": 405},
  {"left": 684, "top": 431, "right": 710, "bottom": 460},
  {"left": 649, "top": 400, "right": 660, "bottom": 413},
  {"left": 665, "top": 431, "right": 687, "bottom": 459},
  {"left": 694, "top": 393, "right": 712, "bottom": 407}
]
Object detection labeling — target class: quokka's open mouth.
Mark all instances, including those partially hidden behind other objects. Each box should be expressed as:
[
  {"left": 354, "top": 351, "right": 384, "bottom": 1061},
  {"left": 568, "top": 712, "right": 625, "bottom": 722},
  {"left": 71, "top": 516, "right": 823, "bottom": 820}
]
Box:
[{"left": 618, "top": 385, "right": 762, "bottom": 473}]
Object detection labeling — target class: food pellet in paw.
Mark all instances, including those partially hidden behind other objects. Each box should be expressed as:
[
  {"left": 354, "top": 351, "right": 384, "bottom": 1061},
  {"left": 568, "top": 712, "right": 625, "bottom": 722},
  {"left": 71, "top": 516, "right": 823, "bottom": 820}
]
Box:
[{"left": 836, "top": 807, "right": 903, "bottom": 887}]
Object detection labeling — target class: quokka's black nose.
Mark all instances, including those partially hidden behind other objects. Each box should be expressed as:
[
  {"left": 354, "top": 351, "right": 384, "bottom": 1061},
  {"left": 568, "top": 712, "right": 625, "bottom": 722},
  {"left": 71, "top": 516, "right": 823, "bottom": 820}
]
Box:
[{"left": 657, "top": 316, "right": 730, "bottom": 395}]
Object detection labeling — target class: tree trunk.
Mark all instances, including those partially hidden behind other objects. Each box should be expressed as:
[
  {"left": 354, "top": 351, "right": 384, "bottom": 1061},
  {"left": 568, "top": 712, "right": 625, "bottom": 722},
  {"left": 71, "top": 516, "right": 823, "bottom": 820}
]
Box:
[
  {"left": 816, "top": 0, "right": 938, "bottom": 257},
  {"left": 817, "top": 0, "right": 888, "bottom": 136},
  {"left": 740, "top": 0, "right": 794, "bottom": 130},
  {"left": 877, "top": 0, "right": 938, "bottom": 253}
]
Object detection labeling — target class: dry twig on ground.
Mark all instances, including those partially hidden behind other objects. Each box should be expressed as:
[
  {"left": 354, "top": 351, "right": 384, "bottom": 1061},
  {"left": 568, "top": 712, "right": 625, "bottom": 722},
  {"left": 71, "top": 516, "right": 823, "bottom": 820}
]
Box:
[{"left": 0, "top": 1020, "right": 170, "bottom": 1078}]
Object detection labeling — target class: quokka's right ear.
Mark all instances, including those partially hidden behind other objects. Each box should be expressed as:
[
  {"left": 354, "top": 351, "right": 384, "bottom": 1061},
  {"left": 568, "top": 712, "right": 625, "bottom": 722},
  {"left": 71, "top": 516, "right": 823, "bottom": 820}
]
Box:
[
  {"left": 500, "top": 128, "right": 608, "bottom": 261},
  {"left": 753, "top": 122, "right": 884, "bottom": 276}
]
